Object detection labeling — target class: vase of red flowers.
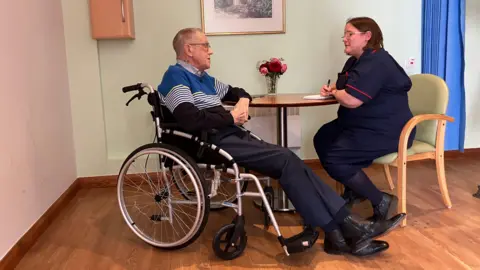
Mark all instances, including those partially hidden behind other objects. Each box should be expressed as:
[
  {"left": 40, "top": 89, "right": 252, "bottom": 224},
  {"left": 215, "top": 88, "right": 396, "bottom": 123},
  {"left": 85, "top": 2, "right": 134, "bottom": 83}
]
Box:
[{"left": 257, "top": 57, "right": 287, "bottom": 95}]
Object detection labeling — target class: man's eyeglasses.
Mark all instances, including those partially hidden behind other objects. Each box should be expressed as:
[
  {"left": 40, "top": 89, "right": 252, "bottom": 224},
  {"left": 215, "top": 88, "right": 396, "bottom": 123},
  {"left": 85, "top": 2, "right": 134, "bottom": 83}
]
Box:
[
  {"left": 188, "top": 42, "right": 211, "bottom": 49},
  {"left": 341, "top": 31, "right": 365, "bottom": 40}
]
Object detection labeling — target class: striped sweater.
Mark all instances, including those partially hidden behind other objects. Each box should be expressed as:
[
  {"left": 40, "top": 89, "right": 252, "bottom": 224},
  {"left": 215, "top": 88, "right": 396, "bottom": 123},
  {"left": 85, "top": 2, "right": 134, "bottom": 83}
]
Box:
[{"left": 157, "top": 61, "right": 251, "bottom": 133}]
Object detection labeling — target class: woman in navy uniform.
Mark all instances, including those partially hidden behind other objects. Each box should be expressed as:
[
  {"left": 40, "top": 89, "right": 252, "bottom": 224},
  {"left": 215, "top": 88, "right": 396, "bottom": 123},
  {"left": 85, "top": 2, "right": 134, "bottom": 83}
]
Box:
[{"left": 313, "top": 17, "right": 415, "bottom": 221}]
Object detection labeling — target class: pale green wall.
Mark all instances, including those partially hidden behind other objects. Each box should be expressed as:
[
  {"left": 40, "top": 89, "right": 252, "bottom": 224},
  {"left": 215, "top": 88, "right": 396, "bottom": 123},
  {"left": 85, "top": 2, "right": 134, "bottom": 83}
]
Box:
[{"left": 63, "top": 0, "right": 424, "bottom": 177}]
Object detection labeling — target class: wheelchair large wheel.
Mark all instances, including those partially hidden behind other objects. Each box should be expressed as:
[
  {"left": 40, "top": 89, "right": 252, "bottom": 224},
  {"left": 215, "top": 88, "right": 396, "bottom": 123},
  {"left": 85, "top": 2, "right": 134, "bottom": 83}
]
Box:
[{"left": 117, "top": 143, "right": 209, "bottom": 250}]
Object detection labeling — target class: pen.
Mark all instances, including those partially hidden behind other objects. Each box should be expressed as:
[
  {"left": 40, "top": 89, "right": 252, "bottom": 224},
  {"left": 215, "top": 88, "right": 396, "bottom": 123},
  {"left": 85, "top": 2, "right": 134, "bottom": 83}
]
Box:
[{"left": 326, "top": 79, "right": 333, "bottom": 97}]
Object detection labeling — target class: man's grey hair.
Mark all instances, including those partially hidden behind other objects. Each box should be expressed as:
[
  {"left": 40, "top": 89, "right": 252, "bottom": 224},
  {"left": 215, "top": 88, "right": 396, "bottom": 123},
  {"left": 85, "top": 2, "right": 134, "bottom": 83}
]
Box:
[{"left": 172, "top": 28, "right": 203, "bottom": 57}]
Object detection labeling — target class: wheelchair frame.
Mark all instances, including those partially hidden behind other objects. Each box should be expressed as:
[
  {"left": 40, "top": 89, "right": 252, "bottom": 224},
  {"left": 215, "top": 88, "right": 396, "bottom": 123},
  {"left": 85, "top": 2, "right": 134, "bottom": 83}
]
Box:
[{"left": 118, "top": 83, "right": 291, "bottom": 260}]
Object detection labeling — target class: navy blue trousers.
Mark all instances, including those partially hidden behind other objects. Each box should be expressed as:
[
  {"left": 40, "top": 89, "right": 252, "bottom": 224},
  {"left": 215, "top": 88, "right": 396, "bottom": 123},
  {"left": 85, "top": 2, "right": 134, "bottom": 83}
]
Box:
[
  {"left": 209, "top": 128, "right": 346, "bottom": 229},
  {"left": 313, "top": 119, "right": 414, "bottom": 204}
]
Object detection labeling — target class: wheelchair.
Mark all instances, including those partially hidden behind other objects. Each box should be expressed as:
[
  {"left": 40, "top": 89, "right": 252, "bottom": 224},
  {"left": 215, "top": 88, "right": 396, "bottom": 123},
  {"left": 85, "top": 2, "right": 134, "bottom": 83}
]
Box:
[{"left": 117, "top": 83, "right": 317, "bottom": 260}]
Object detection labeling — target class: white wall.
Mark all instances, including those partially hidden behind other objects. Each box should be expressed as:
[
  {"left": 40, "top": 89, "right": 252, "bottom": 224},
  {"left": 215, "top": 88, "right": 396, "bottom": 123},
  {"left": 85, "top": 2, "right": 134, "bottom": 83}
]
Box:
[
  {"left": 0, "top": 0, "right": 76, "bottom": 260},
  {"left": 465, "top": 0, "right": 480, "bottom": 148},
  {"left": 63, "top": 0, "right": 423, "bottom": 177}
]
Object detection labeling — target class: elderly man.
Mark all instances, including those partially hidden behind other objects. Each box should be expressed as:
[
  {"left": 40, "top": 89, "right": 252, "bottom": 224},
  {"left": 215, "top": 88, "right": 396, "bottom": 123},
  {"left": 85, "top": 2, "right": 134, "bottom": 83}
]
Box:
[{"left": 157, "top": 27, "right": 405, "bottom": 256}]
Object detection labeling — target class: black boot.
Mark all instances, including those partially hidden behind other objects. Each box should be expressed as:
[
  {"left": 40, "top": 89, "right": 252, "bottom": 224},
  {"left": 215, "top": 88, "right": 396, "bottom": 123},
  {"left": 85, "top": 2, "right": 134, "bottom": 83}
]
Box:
[
  {"left": 339, "top": 213, "right": 405, "bottom": 253},
  {"left": 369, "top": 192, "right": 398, "bottom": 221},
  {"left": 324, "top": 229, "right": 389, "bottom": 256},
  {"left": 342, "top": 188, "right": 367, "bottom": 208},
  {"left": 323, "top": 230, "right": 350, "bottom": 254}
]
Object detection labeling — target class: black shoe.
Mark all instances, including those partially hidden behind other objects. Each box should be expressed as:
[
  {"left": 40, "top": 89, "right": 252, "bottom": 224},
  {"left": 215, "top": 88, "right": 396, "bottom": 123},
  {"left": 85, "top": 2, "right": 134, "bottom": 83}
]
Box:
[
  {"left": 342, "top": 188, "right": 367, "bottom": 208},
  {"left": 324, "top": 229, "right": 389, "bottom": 256},
  {"left": 323, "top": 229, "right": 351, "bottom": 254},
  {"left": 369, "top": 192, "right": 399, "bottom": 221},
  {"left": 340, "top": 213, "right": 405, "bottom": 253},
  {"left": 284, "top": 226, "right": 319, "bottom": 254}
]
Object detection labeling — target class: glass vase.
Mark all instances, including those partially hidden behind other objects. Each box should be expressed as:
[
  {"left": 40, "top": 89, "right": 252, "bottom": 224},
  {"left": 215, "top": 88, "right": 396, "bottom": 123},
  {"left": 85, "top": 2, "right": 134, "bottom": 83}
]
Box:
[{"left": 265, "top": 75, "right": 279, "bottom": 95}]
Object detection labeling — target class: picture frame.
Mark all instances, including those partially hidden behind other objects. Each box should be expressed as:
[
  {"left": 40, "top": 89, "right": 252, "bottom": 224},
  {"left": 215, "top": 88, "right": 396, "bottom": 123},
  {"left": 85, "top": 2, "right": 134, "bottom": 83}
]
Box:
[{"left": 200, "top": 0, "right": 286, "bottom": 36}]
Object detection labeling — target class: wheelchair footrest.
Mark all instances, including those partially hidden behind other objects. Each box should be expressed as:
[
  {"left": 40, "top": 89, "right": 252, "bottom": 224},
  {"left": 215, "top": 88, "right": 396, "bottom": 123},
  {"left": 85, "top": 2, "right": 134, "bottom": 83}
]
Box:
[{"left": 283, "top": 227, "right": 319, "bottom": 254}]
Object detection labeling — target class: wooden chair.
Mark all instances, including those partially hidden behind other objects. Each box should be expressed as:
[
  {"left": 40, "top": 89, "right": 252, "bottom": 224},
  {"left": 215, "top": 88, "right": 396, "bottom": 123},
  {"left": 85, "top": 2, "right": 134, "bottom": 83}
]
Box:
[{"left": 335, "top": 74, "right": 454, "bottom": 227}]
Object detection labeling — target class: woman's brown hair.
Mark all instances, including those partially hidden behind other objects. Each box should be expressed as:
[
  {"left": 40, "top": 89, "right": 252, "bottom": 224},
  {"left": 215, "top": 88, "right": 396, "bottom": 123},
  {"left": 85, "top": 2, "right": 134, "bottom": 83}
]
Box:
[{"left": 347, "top": 17, "right": 384, "bottom": 50}]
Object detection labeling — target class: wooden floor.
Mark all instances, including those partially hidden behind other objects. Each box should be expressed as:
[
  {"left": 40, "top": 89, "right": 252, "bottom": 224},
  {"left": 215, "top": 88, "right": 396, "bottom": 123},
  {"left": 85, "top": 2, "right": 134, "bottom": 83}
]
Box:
[{"left": 15, "top": 153, "right": 480, "bottom": 269}]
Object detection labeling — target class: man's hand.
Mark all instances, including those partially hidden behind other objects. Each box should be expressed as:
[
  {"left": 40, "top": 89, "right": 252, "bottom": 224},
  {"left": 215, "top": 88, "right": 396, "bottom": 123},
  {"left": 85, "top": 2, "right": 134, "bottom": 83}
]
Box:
[
  {"left": 230, "top": 98, "right": 250, "bottom": 125},
  {"left": 230, "top": 109, "right": 248, "bottom": 125},
  {"left": 233, "top": 97, "right": 250, "bottom": 118}
]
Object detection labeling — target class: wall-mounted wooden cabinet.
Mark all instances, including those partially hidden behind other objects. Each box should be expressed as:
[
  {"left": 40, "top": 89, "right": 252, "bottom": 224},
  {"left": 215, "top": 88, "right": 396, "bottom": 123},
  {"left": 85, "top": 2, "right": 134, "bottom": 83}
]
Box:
[{"left": 89, "top": 0, "right": 135, "bottom": 39}]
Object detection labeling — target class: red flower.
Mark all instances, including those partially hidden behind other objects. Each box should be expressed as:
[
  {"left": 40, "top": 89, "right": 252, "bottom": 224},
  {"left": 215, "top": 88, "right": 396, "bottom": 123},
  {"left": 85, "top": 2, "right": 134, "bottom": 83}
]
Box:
[
  {"left": 257, "top": 57, "right": 287, "bottom": 76},
  {"left": 259, "top": 63, "right": 269, "bottom": 72},
  {"left": 269, "top": 61, "right": 282, "bottom": 73},
  {"left": 270, "top": 58, "right": 280, "bottom": 64}
]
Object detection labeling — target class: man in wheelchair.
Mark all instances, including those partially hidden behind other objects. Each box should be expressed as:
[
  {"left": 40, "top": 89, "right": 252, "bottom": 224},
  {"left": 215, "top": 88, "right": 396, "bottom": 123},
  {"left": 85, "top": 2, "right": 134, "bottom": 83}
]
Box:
[{"left": 156, "top": 27, "right": 406, "bottom": 257}]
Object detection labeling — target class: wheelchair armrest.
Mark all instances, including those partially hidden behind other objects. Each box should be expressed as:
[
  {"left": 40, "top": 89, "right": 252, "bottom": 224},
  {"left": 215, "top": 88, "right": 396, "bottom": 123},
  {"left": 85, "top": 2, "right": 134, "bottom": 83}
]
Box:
[
  {"left": 160, "top": 123, "right": 212, "bottom": 135},
  {"left": 159, "top": 124, "right": 219, "bottom": 163},
  {"left": 160, "top": 123, "right": 212, "bottom": 143},
  {"left": 160, "top": 122, "right": 183, "bottom": 130}
]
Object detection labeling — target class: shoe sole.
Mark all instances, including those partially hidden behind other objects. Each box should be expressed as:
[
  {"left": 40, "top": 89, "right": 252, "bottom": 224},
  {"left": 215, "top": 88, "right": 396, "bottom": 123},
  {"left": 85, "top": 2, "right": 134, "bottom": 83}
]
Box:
[
  {"left": 353, "top": 214, "right": 406, "bottom": 253},
  {"left": 353, "top": 245, "right": 389, "bottom": 257},
  {"left": 324, "top": 242, "right": 389, "bottom": 257}
]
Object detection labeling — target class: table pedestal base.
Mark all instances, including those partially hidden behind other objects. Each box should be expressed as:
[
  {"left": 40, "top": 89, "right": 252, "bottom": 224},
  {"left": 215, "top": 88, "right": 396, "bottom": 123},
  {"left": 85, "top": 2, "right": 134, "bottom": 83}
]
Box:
[{"left": 253, "top": 186, "right": 296, "bottom": 212}]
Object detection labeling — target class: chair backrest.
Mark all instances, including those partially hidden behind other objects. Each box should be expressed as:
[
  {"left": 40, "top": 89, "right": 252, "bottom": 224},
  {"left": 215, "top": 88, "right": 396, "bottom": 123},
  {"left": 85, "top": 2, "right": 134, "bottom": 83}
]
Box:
[{"left": 407, "top": 74, "right": 449, "bottom": 146}]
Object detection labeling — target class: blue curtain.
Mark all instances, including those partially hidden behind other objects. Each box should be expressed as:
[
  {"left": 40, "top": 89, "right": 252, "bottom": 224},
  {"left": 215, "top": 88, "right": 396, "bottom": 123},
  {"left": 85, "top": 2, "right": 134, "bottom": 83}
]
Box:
[{"left": 421, "top": 0, "right": 466, "bottom": 151}]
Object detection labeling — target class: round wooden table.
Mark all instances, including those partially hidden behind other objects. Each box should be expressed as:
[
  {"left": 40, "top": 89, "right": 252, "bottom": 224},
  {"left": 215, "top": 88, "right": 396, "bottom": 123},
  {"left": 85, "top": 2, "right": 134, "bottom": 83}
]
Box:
[
  {"left": 250, "top": 93, "right": 338, "bottom": 108},
  {"left": 248, "top": 93, "right": 338, "bottom": 212}
]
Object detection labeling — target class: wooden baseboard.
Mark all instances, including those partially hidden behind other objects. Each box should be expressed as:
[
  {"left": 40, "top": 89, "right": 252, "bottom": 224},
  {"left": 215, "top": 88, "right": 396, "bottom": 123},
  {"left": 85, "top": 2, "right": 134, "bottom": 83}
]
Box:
[
  {"left": 303, "top": 148, "right": 480, "bottom": 167},
  {"left": 444, "top": 148, "right": 480, "bottom": 159},
  {"left": 76, "top": 169, "right": 269, "bottom": 189},
  {"left": 77, "top": 148, "right": 480, "bottom": 189},
  {"left": 78, "top": 175, "right": 118, "bottom": 189},
  {"left": 0, "top": 179, "right": 81, "bottom": 270}
]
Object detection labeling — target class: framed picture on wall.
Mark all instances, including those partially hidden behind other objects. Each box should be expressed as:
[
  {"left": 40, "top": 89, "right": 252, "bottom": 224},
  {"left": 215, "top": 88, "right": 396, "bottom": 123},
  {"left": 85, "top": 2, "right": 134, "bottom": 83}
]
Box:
[{"left": 200, "top": 0, "right": 286, "bottom": 36}]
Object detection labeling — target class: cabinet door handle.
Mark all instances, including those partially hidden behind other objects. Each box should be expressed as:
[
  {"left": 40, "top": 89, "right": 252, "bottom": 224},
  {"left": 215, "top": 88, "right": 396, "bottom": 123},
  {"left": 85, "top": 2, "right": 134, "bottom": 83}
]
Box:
[{"left": 121, "top": 0, "right": 125, "bottom": 22}]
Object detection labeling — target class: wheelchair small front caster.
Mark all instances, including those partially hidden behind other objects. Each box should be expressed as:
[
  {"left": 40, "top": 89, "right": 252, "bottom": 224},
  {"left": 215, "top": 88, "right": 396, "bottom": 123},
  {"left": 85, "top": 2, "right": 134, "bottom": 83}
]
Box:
[{"left": 212, "top": 223, "right": 247, "bottom": 260}]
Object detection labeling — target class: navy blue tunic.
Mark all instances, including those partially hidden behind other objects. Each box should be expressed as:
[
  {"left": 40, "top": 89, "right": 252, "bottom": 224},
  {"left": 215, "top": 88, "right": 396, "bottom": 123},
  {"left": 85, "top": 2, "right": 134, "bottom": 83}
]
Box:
[
  {"left": 314, "top": 48, "right": 415, "bottom": 181},
  {"left": 335, "top": 48, "right": 415, "bottom": 150}
]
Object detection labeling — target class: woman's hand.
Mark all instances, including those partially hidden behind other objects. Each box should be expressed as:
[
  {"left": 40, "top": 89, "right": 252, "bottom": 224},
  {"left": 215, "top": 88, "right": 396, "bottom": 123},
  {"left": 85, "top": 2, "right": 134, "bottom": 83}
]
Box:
[{"left": 320, "top": 84, "right": 336, "bottom": 97}]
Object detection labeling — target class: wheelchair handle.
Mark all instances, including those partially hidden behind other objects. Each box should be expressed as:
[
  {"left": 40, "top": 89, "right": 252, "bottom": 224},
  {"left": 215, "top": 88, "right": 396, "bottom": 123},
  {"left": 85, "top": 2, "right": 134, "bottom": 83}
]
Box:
[
  {"left": 122, "top": 83, "right": 156, "bottom": 106},
  {"left": 122, "top": 83, "right": 142, "bottom": 93},
  {"left": 122, "top": 83, "right": 156, "bottom": 93}
]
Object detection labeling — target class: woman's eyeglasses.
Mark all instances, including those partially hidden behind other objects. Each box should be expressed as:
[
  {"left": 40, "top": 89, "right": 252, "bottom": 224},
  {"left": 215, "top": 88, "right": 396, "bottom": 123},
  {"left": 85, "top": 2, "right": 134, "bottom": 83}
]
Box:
[{"left": 341, "top": 31, "right": 365, "bottom": 40}]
